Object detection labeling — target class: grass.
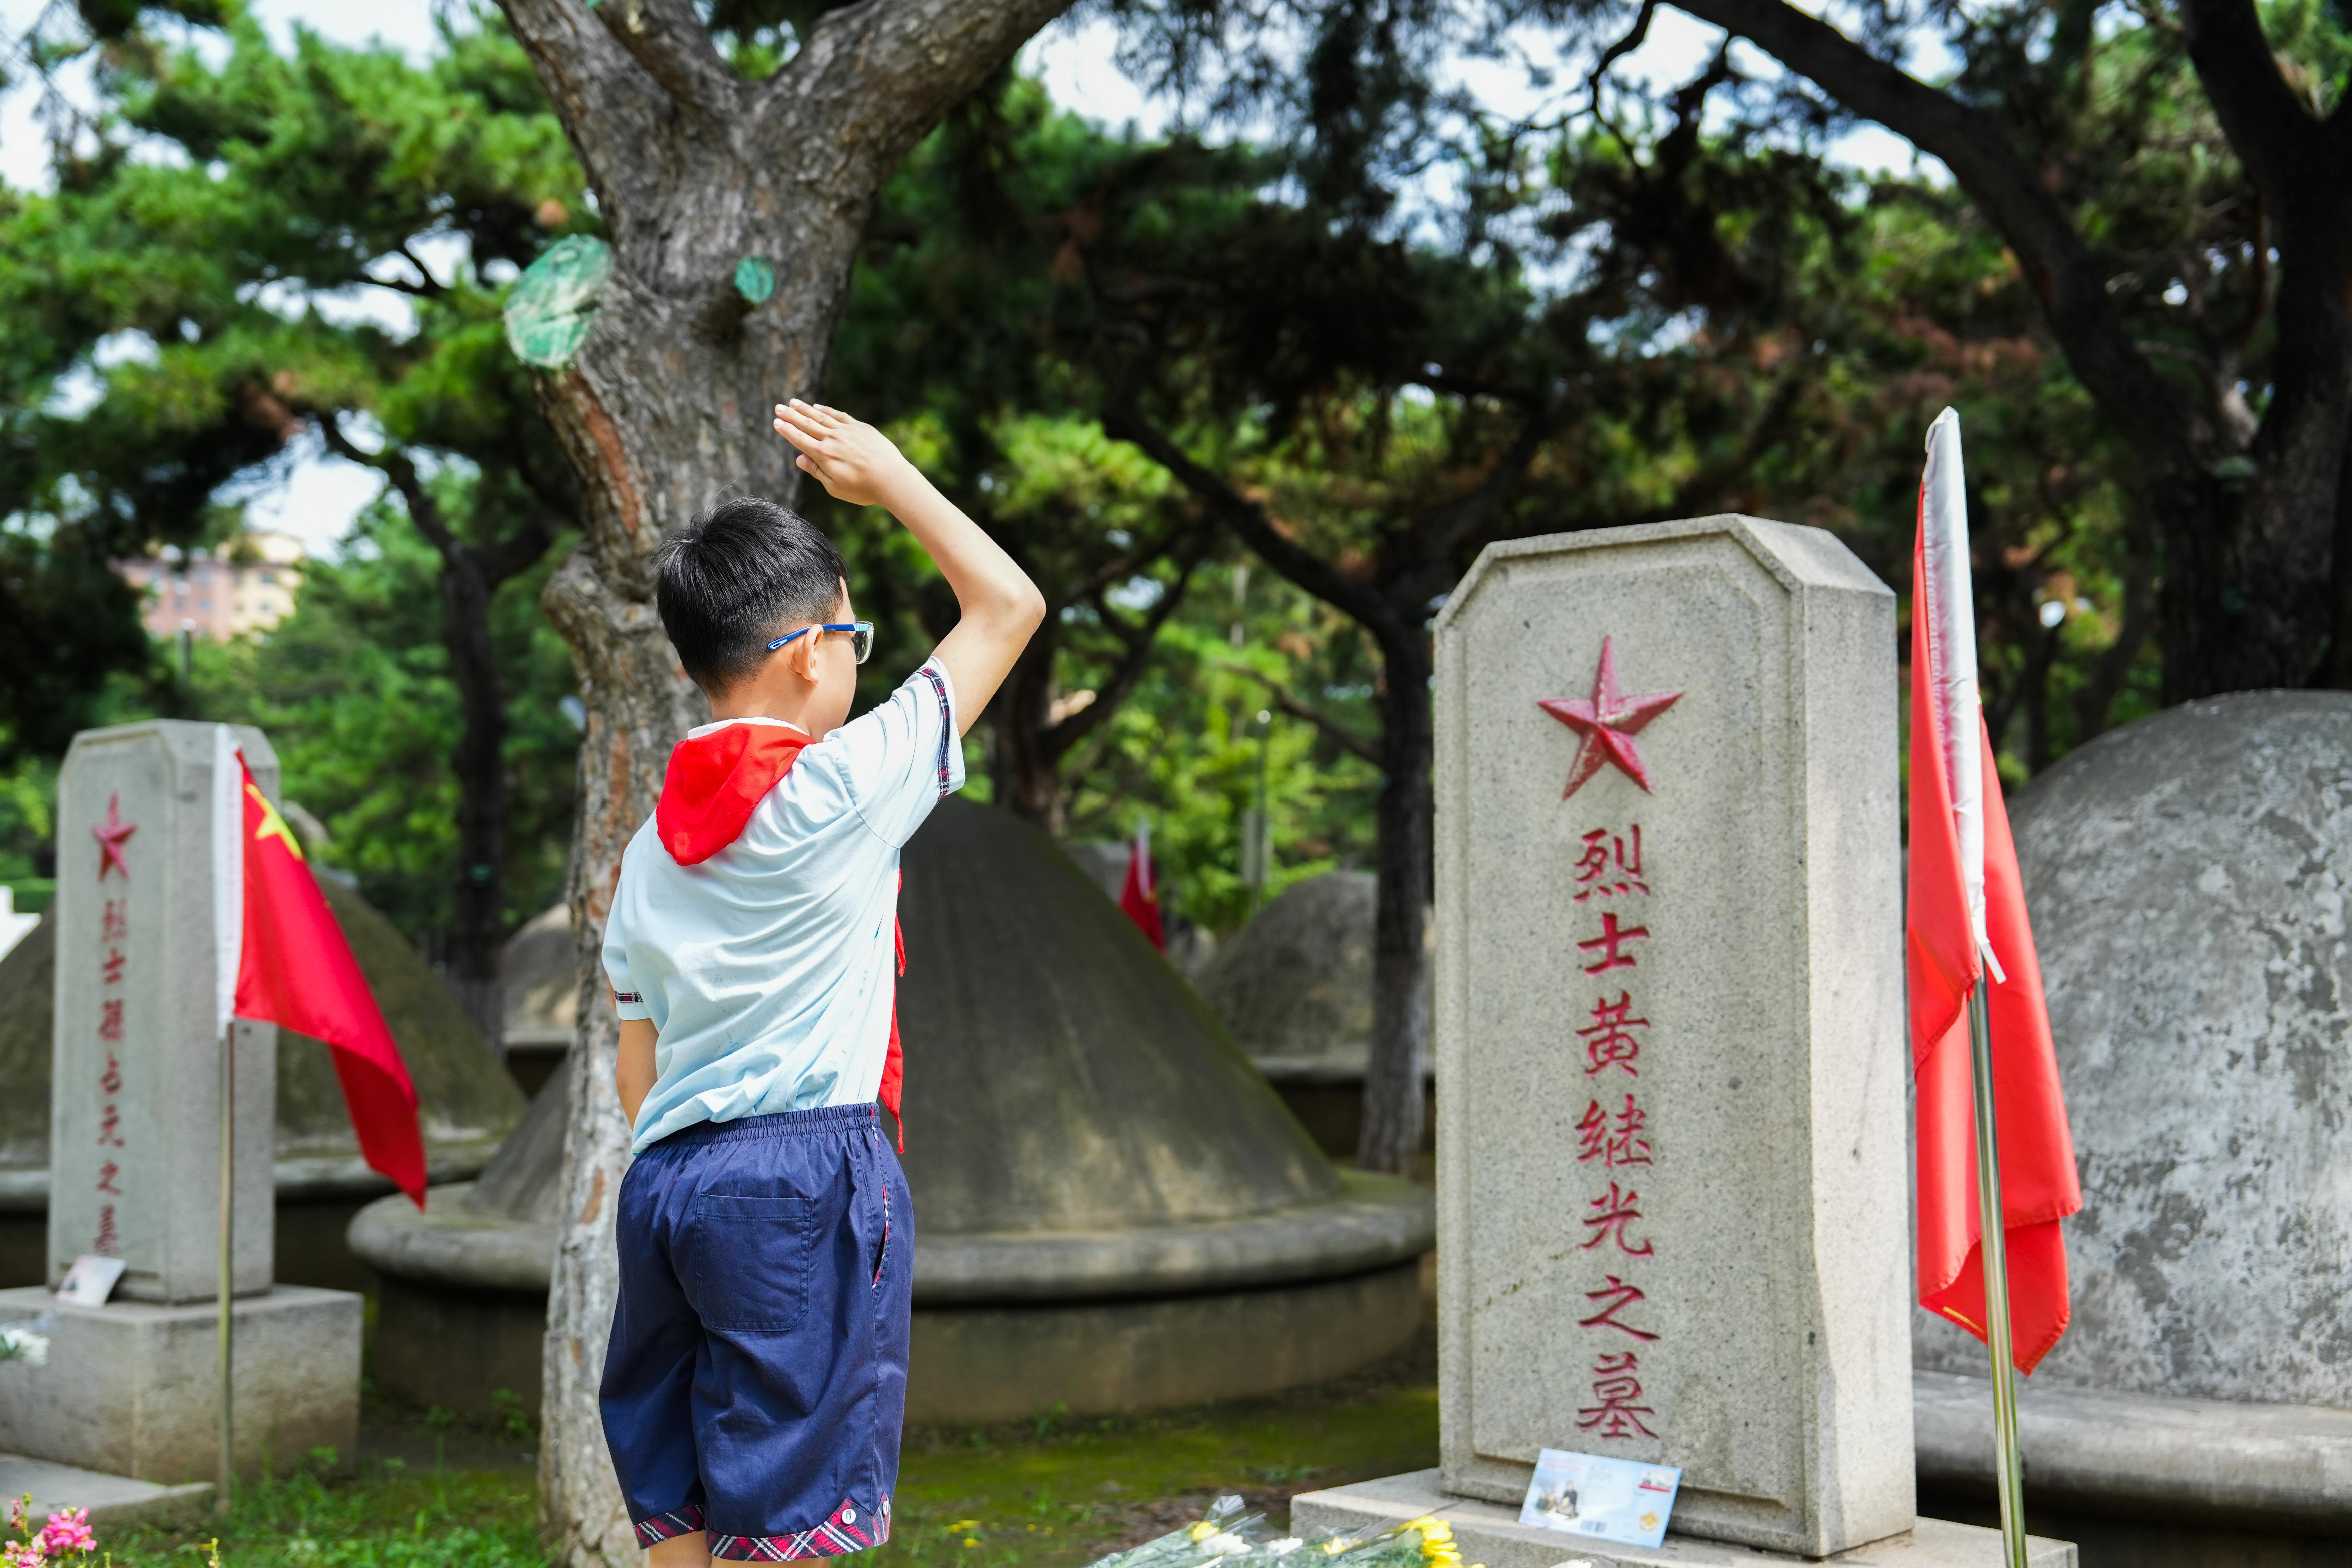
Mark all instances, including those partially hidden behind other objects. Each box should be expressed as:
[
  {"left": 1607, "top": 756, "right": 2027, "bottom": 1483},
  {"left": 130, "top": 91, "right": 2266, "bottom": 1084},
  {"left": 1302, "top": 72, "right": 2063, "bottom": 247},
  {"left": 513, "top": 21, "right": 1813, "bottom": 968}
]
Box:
[
  {"left": 84, "top": 1327, "right": 1436, "bottom": 1568},
  {"left": 83, "top": 1464, "right": 545, "bottom": 1567}
]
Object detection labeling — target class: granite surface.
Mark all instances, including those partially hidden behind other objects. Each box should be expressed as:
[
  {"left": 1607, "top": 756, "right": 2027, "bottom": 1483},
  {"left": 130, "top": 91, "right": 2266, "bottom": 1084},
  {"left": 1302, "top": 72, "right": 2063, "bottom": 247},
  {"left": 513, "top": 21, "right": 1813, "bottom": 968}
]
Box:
[
  {"left": 0, "top": 1284, "right": 359, "bottom": 1482},
  {"left": 48, "top": 723, "right": 279, "bottom": 1301}
]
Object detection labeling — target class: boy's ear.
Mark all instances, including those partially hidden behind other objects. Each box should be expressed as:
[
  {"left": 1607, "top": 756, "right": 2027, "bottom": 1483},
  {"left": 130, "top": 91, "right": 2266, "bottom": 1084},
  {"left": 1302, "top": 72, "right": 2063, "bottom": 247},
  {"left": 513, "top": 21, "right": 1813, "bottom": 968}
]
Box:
[{"left": 786, "top": 626, "right": 821, "bottom": 682}]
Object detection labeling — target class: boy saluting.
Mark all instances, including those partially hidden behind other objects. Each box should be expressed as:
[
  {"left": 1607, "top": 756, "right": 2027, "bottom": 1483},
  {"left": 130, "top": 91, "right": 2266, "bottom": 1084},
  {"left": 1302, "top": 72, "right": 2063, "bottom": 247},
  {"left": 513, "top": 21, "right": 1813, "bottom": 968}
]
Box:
[{"left": 597, "top": 400, "right": 1044, "bottom": 1565}]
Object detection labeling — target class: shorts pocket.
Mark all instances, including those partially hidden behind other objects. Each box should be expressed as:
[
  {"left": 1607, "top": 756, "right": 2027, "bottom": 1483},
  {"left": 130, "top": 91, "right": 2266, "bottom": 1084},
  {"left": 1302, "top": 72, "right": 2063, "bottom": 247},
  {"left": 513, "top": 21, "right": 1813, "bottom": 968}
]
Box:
[{"left": 681, "top": 1193, "right": 818, "bottom": 1333}]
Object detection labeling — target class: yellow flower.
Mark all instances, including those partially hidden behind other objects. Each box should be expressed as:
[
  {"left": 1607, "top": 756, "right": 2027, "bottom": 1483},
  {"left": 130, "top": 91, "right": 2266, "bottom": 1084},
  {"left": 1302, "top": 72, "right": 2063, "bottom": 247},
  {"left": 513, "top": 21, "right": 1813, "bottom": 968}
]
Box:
[
  {"left": 964, "top": 1539, "right": 981, "bottom": 1549},
  {"left": 1189, "top": 1523, "right": 1219, "bottom": 1543},
  {"left": 949, "top": 1520, "right": 980, "bottom": 1532}
]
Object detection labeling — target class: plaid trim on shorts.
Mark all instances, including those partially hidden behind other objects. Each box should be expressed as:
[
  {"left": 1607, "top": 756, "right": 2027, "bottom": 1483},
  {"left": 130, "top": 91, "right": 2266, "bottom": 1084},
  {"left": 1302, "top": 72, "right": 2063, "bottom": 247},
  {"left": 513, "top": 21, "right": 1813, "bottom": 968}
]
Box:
[
  {"left": 635, "top": 1504, "right": 706, "bottom": 1548},
  {"left": 710, "top": 1497, "right": 890, "bottom": 1561}
]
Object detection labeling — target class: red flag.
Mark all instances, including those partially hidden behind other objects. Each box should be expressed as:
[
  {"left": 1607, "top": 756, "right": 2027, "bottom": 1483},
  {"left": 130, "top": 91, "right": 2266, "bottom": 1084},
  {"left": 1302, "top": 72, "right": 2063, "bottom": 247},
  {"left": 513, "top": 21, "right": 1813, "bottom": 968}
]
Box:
[
  {"left": 231, "top": 753, "right": 427, "bottom": 1206},
  {"left": 1908, "top": 411, "right": 2081, "bottom": 1373},
  {"left": 1118, "top": 819, "right": 1165, "bottom": 951}
]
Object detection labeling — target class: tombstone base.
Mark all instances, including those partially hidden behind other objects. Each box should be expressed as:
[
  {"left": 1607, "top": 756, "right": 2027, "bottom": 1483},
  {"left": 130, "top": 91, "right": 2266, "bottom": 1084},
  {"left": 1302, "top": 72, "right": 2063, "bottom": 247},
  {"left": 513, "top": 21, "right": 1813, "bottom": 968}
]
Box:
[
  {"left": 0, "top": 1284, "right": 359, "bottom": 1484},
  {"left": 0, "top": 1453, "right": 214, "bottom": 1530},
  {"left": 1292, "top": 1471, "right": 2076, "bottom": 1568}
]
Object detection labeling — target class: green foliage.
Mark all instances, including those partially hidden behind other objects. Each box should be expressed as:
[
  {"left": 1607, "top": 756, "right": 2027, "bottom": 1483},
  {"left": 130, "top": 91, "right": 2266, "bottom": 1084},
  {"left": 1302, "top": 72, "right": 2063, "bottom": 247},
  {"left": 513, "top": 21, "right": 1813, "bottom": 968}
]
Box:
[
  {"left": 93, "top": 1460, "right": 545, "bottom": 1567},
  {"left": 1059, "top": 566, "right": 1384, "bottom": 936},
  {"left": 1, "top": 1, "right": 588, "bottom": 951},
  {"left": 185, "top": 490, "right": 578, "bottom": 947}
]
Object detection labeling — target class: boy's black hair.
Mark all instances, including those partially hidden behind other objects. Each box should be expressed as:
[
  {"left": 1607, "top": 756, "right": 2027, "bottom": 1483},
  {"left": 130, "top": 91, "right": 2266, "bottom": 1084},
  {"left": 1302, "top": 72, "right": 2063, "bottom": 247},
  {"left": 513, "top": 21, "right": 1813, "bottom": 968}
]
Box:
[{"left": 655, "top": 498, "right": 849, "bottom": 694}]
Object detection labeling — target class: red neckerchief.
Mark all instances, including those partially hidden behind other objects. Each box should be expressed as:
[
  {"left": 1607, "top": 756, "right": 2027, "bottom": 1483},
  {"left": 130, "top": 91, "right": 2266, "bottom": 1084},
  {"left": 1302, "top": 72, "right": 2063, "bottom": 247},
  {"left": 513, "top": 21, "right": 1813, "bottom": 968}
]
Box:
[{"left": 655, "top": 722, "right": 810, "bottom": 864}]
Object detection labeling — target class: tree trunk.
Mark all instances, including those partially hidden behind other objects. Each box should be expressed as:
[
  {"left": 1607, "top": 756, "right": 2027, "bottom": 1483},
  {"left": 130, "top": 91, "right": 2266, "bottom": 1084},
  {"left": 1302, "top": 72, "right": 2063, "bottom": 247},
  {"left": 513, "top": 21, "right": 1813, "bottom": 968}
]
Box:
[
  {"left": 538, "top": 549, "right": 707, "bottom": 1566},
  {"left": 989, "top": 625, "right": 1065, "bottom": 829},
  {"left": 1357, "top": 626, "right": 1431, "bottom": 1174},
  {"left": 441, "top": 551, "right": 511, "bottom": 1047},
  {"left": 491, "top": 5, "right": 1073, "bottom": 1561}
]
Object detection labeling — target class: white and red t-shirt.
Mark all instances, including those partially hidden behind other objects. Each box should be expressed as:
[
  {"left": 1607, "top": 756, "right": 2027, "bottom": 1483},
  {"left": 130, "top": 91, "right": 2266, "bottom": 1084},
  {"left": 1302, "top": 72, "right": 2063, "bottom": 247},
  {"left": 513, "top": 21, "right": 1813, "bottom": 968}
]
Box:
[{"left": 602, "top": 661, "right": 960, "bottom": 1153}]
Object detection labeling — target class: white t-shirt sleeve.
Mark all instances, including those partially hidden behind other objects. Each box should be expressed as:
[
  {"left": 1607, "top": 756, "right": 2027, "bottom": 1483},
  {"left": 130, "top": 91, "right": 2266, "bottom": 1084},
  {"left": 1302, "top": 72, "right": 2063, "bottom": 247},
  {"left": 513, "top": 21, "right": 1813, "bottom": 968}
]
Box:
[
  {"left": 600, "top": 860, "right": 653, "bottom": 1021},
  {"left": 834, "top": 659, "right": 965, "bottom": 848}
]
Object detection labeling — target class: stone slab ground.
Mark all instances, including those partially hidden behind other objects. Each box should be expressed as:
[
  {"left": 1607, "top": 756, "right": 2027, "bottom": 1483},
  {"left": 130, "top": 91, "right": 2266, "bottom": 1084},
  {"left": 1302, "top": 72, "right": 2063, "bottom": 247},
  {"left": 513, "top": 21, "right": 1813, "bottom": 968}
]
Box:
[
  {"left": 1293, "top": 1470, "right": 2075, "bottom": 1568},
  {"left": 0, "top": 1453, "right": 212, "bottom": 1530}
]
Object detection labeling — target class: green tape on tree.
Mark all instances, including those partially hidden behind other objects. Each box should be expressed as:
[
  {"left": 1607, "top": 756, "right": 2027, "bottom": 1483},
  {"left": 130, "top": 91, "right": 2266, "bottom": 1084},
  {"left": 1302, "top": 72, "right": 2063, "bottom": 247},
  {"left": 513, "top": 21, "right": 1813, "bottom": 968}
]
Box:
[
  {"left": 504, "top": 235, "right": 615, "bottom": 369},
  {"left": 734, "top": 255, "right": 776, "bottom": 305}
]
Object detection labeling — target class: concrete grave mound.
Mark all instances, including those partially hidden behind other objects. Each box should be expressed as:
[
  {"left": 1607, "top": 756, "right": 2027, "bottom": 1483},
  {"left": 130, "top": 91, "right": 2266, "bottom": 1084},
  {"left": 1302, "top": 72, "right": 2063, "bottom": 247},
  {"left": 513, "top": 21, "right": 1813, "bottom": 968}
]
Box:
[
  {"left": 497, "top": 903, "right": 576, "bottom": 1096},
  {"left": 1193, "top": 871, "right": 1376, "bottom": 1082},
  {"left": 1190, "top": 872, "right": 1432, "bottom": 1156},
  {"left": 1914, "top": 691, "right": 2352, "bottom": 1545},
  {"left": 0, "top": 875, "right": 524, "bottom": 1290},
  {"left": 353, "top": 797, "right": 1432, "bottom": 1421}
]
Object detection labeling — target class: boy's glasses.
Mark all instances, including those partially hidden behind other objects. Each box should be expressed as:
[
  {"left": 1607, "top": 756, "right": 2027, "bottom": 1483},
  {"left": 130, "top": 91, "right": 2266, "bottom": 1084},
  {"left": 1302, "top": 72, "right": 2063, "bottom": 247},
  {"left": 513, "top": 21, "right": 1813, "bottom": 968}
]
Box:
[{"left": 767, "top": 621, "right": 875, "bottom": 664}]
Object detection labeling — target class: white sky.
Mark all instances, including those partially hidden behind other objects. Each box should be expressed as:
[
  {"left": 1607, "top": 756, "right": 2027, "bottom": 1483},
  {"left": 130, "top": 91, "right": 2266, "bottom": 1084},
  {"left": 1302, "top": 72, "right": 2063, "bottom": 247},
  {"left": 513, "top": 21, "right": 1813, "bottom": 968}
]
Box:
[{"left": 0, "top": 0, "right": 1936, "bottom": 558}]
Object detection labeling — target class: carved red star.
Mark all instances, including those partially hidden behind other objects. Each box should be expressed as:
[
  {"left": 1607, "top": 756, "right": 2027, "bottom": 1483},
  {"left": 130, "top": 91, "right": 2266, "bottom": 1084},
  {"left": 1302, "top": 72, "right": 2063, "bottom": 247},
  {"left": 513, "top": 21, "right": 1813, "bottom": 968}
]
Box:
[
  {"left": 93, "top": 792, "right": 136, "bottom": 881},
  {"left": 1538, "top": 637, "right": 1684, "bottom": 799}
]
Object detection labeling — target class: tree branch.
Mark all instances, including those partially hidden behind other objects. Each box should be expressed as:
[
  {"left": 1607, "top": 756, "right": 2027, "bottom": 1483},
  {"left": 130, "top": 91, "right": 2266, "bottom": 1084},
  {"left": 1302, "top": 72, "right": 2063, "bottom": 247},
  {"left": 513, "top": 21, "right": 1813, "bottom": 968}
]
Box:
[
  {"left": 769, "top": 0, "right": 1073, "bottom": 174},
  {"left": 1044, "top": 554, "right": 1203, "bottom": 763},
  {"left": 1587, "top": 0, "right": 1660, "bottom": 112},
  {"left": 476, "top": 511, "right": 568, "bottom": 587},
  {"left": 2176, "top": 0, "right": 2337, "bottom": 207},
  {"left": 597, "top": 0, "right": 746, "bottom": 122},
  {"left": 1102, "top": 388, "right": 1407, "bottom": 645},
  {"left": 1427, "top": 395, "right": 1564, "bottom": 560},
  {"left": 494, "top": 0, "right": 675, "bottom": 220},
  {"left": 1668, "top": 0, "right": 2199, "bottom": 465},
  {"left": 1208, "top": 658, "right": 1383, "bottom": 765},
  {"left": 318, "top": 413, "right": 560, "bottom": 588},
  {"left": 317, "top": 413, "right": 462, "bottom": 563}
]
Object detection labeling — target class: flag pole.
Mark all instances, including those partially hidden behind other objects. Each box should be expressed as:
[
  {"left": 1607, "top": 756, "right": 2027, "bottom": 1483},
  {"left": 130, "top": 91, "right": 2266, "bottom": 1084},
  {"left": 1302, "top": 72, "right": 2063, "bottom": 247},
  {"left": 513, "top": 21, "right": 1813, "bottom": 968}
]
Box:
[
  {"left": 1966, "top": 979, "right": 2027, "bottom": 1567},
  {"left": 215, "top": 1020, "right": 234, "bottom": 1519}
]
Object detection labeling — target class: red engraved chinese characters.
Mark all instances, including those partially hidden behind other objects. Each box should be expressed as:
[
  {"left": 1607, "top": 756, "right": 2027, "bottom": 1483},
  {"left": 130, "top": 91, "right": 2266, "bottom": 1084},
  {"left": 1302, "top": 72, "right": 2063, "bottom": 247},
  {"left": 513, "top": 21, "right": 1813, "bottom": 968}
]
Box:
[
  {"left": 1580, "top": 1181, "right": 1655, "bottom": 1257},
  {"left": 91, "top": 813, "right": 136, "bottom": 1258},
  {"left": 1577, "top": 910, "right": 1649, "bottom": 972},
  {"left": 1578, "top": 1274, "right": 1660, "bottom": 1342},
  {"left": 1578, "top": 992, "right": 1647, "bottom": 1077},
  {"left": 1572, "top": 827, "right": 1646, "bottom": 901},
  {"left": 1576, "top": 1095, "right": 1652, "bottom": 1169},
  {"left": 1562, "top": 814, "right": 1667, "bottom": 1439},
  {"left": 1576, "top": 1352, "right": 1659, "bottom": 1440}
]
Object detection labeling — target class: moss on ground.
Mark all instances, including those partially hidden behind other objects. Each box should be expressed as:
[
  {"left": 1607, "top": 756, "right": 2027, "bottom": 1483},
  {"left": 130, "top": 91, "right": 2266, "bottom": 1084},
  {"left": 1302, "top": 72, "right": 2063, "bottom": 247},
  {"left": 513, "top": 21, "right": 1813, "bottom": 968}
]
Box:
[{"left": 83, "top": 1327, "right": 1437, "bottom": 1568}]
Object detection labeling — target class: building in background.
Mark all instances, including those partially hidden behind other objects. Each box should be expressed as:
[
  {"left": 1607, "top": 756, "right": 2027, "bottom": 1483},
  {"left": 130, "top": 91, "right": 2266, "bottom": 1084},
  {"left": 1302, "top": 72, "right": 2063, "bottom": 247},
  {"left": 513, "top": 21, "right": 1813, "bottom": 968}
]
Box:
[{"left": 116, "top": 530, "right": 307, "bottom": 641}]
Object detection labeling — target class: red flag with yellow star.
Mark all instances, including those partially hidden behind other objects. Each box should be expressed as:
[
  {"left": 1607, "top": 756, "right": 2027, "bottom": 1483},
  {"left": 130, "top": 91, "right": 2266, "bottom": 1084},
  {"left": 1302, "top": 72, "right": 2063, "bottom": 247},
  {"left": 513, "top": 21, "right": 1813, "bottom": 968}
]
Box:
[{"left": 232, "top": 752, "right": 426, "bottom": 1205}]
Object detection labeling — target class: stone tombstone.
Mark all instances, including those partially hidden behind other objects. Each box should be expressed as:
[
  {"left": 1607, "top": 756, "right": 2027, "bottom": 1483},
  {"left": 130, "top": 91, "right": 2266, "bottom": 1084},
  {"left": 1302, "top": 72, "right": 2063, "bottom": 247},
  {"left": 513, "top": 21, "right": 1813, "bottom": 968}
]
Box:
[
  {"left": 49, "top": 722, "right": 278, "bottom": 1302},
  {"left": 1433, "top": 517, "right": 1911, "bottom": 1556}
]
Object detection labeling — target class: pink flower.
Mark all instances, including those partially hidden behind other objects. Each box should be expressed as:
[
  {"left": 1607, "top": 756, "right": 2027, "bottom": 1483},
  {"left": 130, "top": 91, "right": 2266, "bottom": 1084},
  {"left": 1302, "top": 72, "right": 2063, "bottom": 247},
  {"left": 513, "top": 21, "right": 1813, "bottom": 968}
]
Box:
[
  {"left": 37, "top": 1510, "right": 91, "bottom": 1556},
  {"left": 1, "top": 1538, "right": 46, "bottom": 1567},
  {"left": 4, "top": 1498, "right": 24, "bottom": 1535}
]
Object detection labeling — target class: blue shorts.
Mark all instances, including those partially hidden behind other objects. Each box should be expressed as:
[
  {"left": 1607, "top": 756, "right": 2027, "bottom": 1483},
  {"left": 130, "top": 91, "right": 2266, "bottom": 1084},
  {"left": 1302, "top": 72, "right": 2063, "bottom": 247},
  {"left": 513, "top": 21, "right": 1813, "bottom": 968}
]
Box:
[{"left": 601, "top": 1102, "right": 912, "bottom": 1560}]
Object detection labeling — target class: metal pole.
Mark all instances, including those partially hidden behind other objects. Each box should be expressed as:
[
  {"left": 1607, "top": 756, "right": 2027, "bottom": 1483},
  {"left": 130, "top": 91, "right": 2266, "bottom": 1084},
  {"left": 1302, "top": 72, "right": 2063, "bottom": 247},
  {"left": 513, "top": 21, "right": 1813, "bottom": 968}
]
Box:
[
  {"left": 1966, "top": 980, "right": 2027, "bottom": 1566},
  {"left": 1247, "top": 710, "right": 1272, "bottom": 919},
  {"left": 215, "top": 1022, "right": 234, "bottom": 1518}
]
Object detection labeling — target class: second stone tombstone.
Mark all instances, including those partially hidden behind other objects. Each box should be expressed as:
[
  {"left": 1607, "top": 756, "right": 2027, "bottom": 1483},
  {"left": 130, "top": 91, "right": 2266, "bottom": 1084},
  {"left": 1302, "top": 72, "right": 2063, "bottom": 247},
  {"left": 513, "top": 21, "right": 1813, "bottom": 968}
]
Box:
[
  {"left": 0, "top": 720, "right": 361, "bottom": 1485},
  {"left": 1434, "top": 517, "right": 1911, "bottom": 1555}
]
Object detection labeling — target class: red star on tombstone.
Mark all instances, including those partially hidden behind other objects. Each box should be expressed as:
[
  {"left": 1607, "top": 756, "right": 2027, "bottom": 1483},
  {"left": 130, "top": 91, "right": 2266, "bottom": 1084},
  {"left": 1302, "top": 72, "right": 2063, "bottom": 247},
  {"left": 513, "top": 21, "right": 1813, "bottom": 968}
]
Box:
[
  {"left": 1538, "top": 637, "right": 1684, "bottom": 799},
  {"left": 93, "top": 792, "right": 136, "bottom": 882}
]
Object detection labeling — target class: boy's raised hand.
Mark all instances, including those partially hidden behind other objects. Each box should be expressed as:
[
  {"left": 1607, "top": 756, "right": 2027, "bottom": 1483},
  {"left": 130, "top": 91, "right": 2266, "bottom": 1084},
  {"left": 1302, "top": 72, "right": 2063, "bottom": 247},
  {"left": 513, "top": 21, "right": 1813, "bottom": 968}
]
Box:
[
  {"left": 773, "top": 400, "right": 914, "bottom": 507},
  {"left": 770, "top": 396, "right": 1044, "bottom": 735}
]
